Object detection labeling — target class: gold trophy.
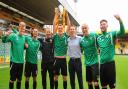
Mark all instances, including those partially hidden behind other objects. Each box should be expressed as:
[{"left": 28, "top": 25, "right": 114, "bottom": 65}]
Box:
[{"left": 55, "top": 5, "right": 68, "bottom": 32}]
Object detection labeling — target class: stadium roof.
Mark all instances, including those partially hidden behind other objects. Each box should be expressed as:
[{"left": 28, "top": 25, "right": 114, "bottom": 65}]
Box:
[{"left": 0, "top": 0, "right": 79, "bottom": 26}]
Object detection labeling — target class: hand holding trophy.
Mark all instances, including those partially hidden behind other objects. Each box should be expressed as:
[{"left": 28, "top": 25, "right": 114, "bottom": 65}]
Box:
[{"left": 54, "top": 5, "right": 68, "bottom": 32}]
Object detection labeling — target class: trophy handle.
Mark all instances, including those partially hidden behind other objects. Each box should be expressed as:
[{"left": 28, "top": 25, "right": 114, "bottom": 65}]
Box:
[
  {"left": 63, "top": 8, "right": 65, "bottom": 32},
  {"left": 62, "top": 8, "right": 68, "bottom": 32},
  {"left": 54, "top": 7, "right": 68, "bottom": 33}
]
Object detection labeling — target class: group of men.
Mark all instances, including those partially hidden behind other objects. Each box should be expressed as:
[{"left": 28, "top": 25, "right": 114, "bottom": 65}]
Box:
[
  {"left": 0, "top": 9, "right": 125, "bottom": 89},
  {"left": 1, "top": 22, "right": 40, "bottom": 89}
]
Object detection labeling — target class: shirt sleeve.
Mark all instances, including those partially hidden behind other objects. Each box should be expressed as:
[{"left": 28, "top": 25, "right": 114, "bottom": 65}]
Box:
[
  {"left": 64, "top": 33, "right": 68, "bottom": 37},
  {"left": 2, "top": 32, "right": 15, "bottom": 43},
  {"left": 25, "top": 35, "right": 31, "bottom": 43},
  {"left": 37, "top": 41, "right": 40, "bottom": 51},
  {"left": 94, "top": 33, "right": 99, "bottom": 48},
  {"left": 12, "top": 28, "right": 19, "bottom": 34},
  {"left": 113, "top": 21, "right": 125, "bottom": 38},
  {"left": 53, "top": 33, "right": 57, "bottom": 40},
  {"left": 38, "top": 38, "right": 43, "bottom": 51},
  {"left": 80, "top": 37, "right": 84, "bottom": 53}
]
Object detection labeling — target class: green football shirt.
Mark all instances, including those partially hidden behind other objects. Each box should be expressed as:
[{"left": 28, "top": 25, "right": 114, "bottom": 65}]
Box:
[
  {"left": 53, "top": 33, "right": 68, "bottom": 57},
  {"left": 25, "top": 36, "right": 40, "bottom": 64},
  {"left": 2, "top": 32, "right": 25, "bottom": 63},
  {"left": 80, "top": 33, "right": 98, "bottom": 66},
  {"left": 97, "top": 21, "right": 125, "bottom": 64}
]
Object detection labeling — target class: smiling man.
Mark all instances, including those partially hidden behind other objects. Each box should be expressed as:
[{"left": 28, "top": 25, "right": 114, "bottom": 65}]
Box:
[
  {"left": 97, "top": 15, "right": 125, "bottom": 89},
  {"left": 1, "top": 22, "right": 26, "bottom": 89}
]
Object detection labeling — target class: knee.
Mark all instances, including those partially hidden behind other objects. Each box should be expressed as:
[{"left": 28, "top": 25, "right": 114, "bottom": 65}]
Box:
[
  {"left": 94, "top": 81, "right": 99, "bottom": 86},
  {"left": 110, "top": 88, "right": 115, "bottom": 89},
  {"left": 109, "top": 84, "right": 115, "bottom": 89},
  {"left": 88, "top": 82, "right": 92, "bottom": 85},
  {"left": 102, "top": 86, "right": 107, "bottom": 88},
  {"left": 63, "top": 76, "right": 67, "bottom": 81},
  {"left": 25, "top": 77, "right": 29, "bottom": 82},
  {"left": 17, "top": 79, "right": 21, "bottom": 82},
  {"left": 10, "top": 80, "right": 14, "bottom": 83},
  {"left": 54, "top": 75, "right": 58, "bottom": 81},
  {"left": 33, "top": 77, "right": 37, "bottom": 81}
]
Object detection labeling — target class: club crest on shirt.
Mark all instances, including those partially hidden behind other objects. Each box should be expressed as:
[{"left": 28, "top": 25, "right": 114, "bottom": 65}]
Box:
[{"left": 106, "top": 34, "right": 110, "bottom": 38}]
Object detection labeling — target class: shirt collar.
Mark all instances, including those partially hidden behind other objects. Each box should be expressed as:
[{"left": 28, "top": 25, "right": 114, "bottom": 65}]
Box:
[{"left": 69, "top": 35, "right": 77, "bottom": 39}]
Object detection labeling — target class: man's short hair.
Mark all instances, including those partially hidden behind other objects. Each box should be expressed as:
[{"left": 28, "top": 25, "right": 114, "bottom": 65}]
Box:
[
  {"left": 19, "top": 22, "right": 26, "bottom": 26},
  {"left": 100, "top": 19, "right": 108, "bottom": 23},
  {"left": 70, "top": 24, "right": 76, "bottom": 29}
]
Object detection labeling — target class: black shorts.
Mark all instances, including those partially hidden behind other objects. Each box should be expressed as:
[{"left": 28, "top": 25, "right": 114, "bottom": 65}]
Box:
[
  {"left": 10, "top": 61, "right": 24, "bottom": 81},
  {"left": 54, "top": 58, "right": 67, "bottom": 76},
  {"left": 41, "top": 61, "right": 54, "bottom": 75},
  {"left": 41, "top": 61, "right": 54, "bottom": 71},
  {"left": 100, "top": 61, "right": 116, "bottom": 88},
  {"left": 86, "top": 63, "right": 99, "bottom": 82},
  {"left": 24, "top": 62, "right": 38, "bottom": 77}
]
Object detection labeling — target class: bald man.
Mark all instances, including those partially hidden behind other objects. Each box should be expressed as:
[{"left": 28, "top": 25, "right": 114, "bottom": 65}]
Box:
[
  {"left": 1, "top": 22, "right": 26, "bottom": 89},
  {"left": 80, "top": 23, "right": 100, "bottom": 89},
  {"left": 38, "top": 28, "right": 54, "bottom": 89}
]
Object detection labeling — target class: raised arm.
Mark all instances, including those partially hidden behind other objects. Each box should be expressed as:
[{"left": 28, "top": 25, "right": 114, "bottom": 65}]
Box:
[
  {"left": 12, "top": 26, "right": 19, "bottom": 34},
  {"left": 66, "top": 11, "right": 71, "bottom": 34},
  {"left": 1, "top": 31, "right": 14, "bottom": 43},
  {"left": 53, "top": 8, "right": 59, "bottom": 35},
  {"left": 114, "top": 15, "right": 125, "bottom": 37}
]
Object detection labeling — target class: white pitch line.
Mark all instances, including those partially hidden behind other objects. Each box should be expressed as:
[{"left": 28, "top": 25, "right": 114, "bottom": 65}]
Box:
[{"left": 0, "top": 66, "right": 9, "bottom": 69}]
